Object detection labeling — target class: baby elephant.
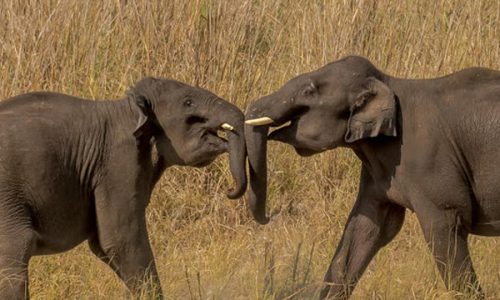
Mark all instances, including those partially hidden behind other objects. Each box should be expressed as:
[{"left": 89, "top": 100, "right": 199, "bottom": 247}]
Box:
[
  {"left": 0, "top": 78, "right": 246, "bottom": 299},
  {"left": 245, "top": 56, "right": 500, "bottom": 298}
]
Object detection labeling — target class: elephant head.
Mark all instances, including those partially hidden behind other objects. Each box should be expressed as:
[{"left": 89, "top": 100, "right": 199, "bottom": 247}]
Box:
[
  {"left": 129, "top": 77, "right": 247, "bottom": 199},
  {"left": 245, "top": 56, "right": 398, "bottom": 223}
]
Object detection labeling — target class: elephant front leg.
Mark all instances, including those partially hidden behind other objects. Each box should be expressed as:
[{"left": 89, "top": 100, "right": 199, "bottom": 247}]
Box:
[
  {"left": 96, "top": 214, "right": 162, "bottom": 298},
  {"left": 88, "top": 234, "right": 122, "bottom": 279},
  {"left": 417, "top": 208, "right": 483, "bottom": 298},
  {"left": 93, "top": 189, "right": 163, "bottom": 299},
  {"left": 0, "top": 255, "right": 30, "bottom": 300},
  {"left": 107, "top": 237, "right": 161, "bottom": 297},
  {"left": 320, "top": 197, "right": 405, "bottom": 299},
  {"left": 0, "top": 229, "right": 36, "bottom": 300}
]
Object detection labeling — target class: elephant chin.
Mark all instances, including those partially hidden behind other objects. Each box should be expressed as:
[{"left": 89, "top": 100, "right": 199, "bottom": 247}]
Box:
[
  {"left": 192, "top": 157, "right": 217, "bottom": 168},
  {"left": 188, "top": 145, "right": 225, "bottom": 168},
  {"left": 269, "top": 124, "right": 322, "bottom": 157},
  {"left": 294, "top": 147, "right": 318, "bottom": 157}
]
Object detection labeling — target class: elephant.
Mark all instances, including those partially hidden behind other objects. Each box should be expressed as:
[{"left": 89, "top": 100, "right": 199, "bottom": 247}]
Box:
[
  {"left": 0, "top": 77, "right": 246, "bottom": 299},
  {"left": 245, "top": 56, "right": 500, "bottom": 299}
]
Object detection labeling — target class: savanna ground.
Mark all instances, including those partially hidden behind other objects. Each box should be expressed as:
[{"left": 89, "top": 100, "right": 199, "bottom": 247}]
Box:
[{"left": 0, "top": 0, "right": 499, "bottom": 299}]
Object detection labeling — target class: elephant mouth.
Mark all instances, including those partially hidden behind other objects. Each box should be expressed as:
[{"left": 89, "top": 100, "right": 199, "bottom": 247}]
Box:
[
  {"left": 248, "top": 106, "right": 325, "bottom": 157},
  {"left": 207, "top": 128, "right": 229, "bottom": 144},
  {"left": 268, "top": 119, "right": 296, "bottom": 141},
  {"left": 189, "top": 127, "right": 231, "bottom": 167},
  {"left": 267, "top": 118, "right": 326, "bottom": 157},
  {"left": 204, "top": 129, "right": 229, "bottom": 150},
  {"left": 267, "top": 106, "right": 309, "bottom": 138}
]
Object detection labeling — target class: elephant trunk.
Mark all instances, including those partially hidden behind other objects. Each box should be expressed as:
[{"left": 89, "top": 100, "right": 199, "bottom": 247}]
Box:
[
  {"left": 245, "top": 115, "right": 271, "bottom": 224},
  {"left": 225, "top": 115, "right": 247, "bottom": 199},
  {"left": 245, "top": 92, "right": 294, "bottom": 224}
]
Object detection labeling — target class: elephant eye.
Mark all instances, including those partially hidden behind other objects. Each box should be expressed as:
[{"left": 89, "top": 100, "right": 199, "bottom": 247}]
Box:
[
  {"left": 183, "top": 98, "right": 193, "bottom": 107},
  {"left": 302, "top": 82, "right": 317, "bottom": 97}
]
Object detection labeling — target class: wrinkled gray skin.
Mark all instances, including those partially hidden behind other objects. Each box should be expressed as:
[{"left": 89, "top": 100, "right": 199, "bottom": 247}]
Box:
[
  {"left": 0, "top": 77, "right": 246, "bottom": 299},
  {"left": 245, "top": 56, "right": 500, "bottom": 299}
]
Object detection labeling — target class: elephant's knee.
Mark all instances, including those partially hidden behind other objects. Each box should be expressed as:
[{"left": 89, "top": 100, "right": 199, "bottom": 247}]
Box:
[
  {"left": 379, "top": 205, "right": 405, "bottom": 246},
  {"left": 99, "top": 243, "right": 120, "bottom": 263},
  {"left": 88, "top": 236, "right": 108, "bottom": 259}
]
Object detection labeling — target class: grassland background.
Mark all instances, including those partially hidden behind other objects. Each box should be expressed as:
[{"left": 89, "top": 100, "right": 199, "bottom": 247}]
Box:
[{"left": 0, "top": 0, "right": 499, "bottom": 299}]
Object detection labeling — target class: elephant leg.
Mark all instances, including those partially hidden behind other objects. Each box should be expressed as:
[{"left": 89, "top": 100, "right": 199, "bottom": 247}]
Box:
[
  {"left": 88, "top": 234, "right": 122, "bottom": 279},
  {"left": 93, "top": 188, "right": 163, "bottom": 299},
  {"left": 417, "top": 209, "right": 483, "bottom": 297},
  {"left": 320, "top": 195, "right": 405, "bottom": 299},
  {"left": 0, "top": 230, "right": 35, "bottom": 300}
]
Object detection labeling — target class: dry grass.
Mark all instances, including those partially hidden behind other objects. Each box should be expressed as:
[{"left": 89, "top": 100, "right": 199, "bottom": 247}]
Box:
[{"left": 0, "top": 0, "right": 499, "bottom": 299}]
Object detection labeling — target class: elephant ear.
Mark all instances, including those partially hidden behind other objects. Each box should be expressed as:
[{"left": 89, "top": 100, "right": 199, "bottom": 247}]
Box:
[
  {"left": 344, "top": 77, "right": 397, "bottom": 143},
  {"left": 132, "top": 94, "right": 157, "bottom": 140}
]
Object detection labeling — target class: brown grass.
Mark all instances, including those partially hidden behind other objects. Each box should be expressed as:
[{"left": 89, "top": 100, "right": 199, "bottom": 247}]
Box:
[{"left": 0, "top": 0, "right": 499, "bottom": 299}]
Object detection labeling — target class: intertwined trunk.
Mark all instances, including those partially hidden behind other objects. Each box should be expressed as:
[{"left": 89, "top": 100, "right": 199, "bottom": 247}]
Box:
[
  {"left": 225, "top": 120, "right": 247, "bottom": 199},
  {"left": 244, "top": 119, "right": 271, "bottom": 224}
]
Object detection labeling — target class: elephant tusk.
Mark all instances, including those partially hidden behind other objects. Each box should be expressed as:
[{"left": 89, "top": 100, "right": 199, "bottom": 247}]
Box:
[
  {"left": 245, "top": 117, "right": 274, "bottom": 126},
  {"left": 221, "top": 123, "right": 234, "bottom": 131}
]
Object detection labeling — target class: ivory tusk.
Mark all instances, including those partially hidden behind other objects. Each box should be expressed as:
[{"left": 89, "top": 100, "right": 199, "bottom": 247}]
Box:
[
  {"left": 221, "top": 123, "right": 234, "bottom": 131},
  {"left": 245, "top": 117, "right": 274, "bottom": 126}
]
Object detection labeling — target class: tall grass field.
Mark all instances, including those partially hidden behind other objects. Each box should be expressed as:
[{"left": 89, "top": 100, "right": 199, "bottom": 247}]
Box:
[{"left": 1, "top": 0, "right": 499, "bottom": 299}]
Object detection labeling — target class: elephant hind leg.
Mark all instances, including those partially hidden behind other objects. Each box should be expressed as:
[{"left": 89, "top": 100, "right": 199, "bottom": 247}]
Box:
[
  {"left": 321, "top": 201, "right": 406, "bottom": 299},
  {"left": 418, "top": 210, "right": 483, "bottom": 298},
  {"left": 0, "top": 230, "right": 36, "bottom": 300}
]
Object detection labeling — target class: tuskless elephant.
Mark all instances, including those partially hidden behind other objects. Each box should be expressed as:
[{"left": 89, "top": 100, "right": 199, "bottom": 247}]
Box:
[
  {"left": 0, "top": 77, "right": 246, "bottom": 299},
  {"left": 245, "top": 56, "right": 500, "bottom": 299}
]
